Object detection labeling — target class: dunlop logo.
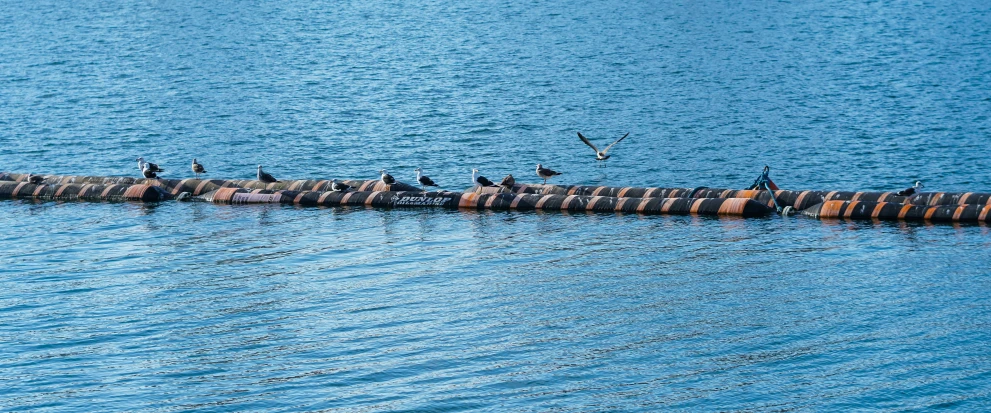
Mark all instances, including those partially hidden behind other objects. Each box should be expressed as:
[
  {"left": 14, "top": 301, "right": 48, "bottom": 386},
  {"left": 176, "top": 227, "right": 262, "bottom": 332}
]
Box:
[{"left": 391, "top": 195, "right": 451, "bottom": 207}]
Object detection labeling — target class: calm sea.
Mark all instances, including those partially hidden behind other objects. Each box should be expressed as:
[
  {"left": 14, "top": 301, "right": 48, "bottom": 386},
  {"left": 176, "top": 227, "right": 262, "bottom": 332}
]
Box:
[{"left": 1, "top": 0, "right": 990, "bottom": 411}]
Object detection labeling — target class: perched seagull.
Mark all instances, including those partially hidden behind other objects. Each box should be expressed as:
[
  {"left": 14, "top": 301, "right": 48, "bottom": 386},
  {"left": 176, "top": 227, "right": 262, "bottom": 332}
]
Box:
[
  {"left": 896, "top": 181, "right": 924, "bottom": 197},
  {"left": 136, "top": 157, "right": 164, "bottom": 174},
  {"left": 142, "top": 163, "right": 158, "bottom": 179},
  {"left": 499, "top": 174, "right": 515, "bottom": 191},
  {"left": 578, "top": 132, "right": 630, "bottom": 160},
  {"left": 191, "top": 159, "right": 206, "bottom": 179},
  {"left": 331, "top": 179, "right": 351, "bottom": 192},
  {"left": 257, "top": 165, "right": 278, "bottom": 183},
  {"left": 535, "top": 164, "right": 562, "bottom": 184},
  {"left": 26, "top": 173, "right": 45, "bottom": 185},
  {"left": 415, "top": 168, "right": 438, "bottom": 190},
  {"left": 472, "top": 169, "right": 497, "bottom": 187},
  {"left": 380, "top": 169, "right": 396, "bottom": 185}
]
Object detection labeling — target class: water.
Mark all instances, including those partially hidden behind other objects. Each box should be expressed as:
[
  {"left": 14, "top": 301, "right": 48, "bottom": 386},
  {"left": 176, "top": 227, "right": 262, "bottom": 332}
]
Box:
[{"left": 2, "top": 0, "right": 990, "bottom": 411}]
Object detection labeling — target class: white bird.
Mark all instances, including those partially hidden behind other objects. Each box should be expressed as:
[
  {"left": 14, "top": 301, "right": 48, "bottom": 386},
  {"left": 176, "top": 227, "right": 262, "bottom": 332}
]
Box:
[
  {"left": 331, "top": 179, "right": 351, "bottom": 192},
  {"left": 191, "top": 159, "right": 206, "bottom": 179},
  {"left": 578, "top": 132, "right": 630, "bottom": 160},
  {"left": 535, "top": 164, "right": 561, "bottom": 184},
  {"left": 472, "top": 169, "right": 497, "bottom": 187},
  {"left": 415, "top": 167, "right": 438, "bottom": 190},
  {"left": 137, "top": 157, "right": 164, "bottom": 174},
  {"left": 257, "top": 165, "right": 278, "bottom": 183},
  {"left": 896, "top": 181, "right": 924, "bottom": 197},
  {"left": 380, "top": 169, "right": 395, "bottom": 185}
]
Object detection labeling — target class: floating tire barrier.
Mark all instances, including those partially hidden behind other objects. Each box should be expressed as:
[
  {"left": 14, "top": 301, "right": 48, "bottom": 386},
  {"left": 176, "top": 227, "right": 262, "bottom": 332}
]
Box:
[
  {"left": 802, "top": 200, "right": 991, "bottom": 223},
  {"left": 510, "top": 183, "right": 991, "bottom": 210},
  {"left": 0, "top": 173, "right": 421, "bottom": 196},
  {"left": 3, "top": 172, "right": 988, "bottom": 222},
  {"left": 746, "top": 189, "right": 991, "bottom": 210},
  {"left": 202, "top": 187, "right": 773, "bottom": 217},
  {"left": 0, "top": 181, "right": 172, "bottom": 202}
]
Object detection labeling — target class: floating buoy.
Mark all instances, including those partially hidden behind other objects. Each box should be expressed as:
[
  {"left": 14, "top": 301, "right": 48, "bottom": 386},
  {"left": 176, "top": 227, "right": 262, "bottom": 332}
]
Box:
[
  {"left": 802, "top": 200, "right": 991, "bottom": 223},
  {"left": 201, "top": 187, "right": 774, "bottom": 218},
  {"left": 0, "top": 181, "right": 172, "bottom": 202},
  {"left": 3, "top": 172, "right": 988, "bottom": 222},
  {"left": 0, "top": 173, "right": 421, "bottom": 196},
  {"left": 510, "top": 183, "right": 991, "bottom": 210}
]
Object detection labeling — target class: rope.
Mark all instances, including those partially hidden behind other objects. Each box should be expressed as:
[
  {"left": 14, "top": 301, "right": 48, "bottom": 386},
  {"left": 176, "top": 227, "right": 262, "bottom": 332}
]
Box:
[{"left": 749, "top": 165, "right": 783, "bottom": 213}]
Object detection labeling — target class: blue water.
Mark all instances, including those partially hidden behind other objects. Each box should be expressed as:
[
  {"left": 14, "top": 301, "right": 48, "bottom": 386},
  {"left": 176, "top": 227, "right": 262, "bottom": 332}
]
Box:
[{"left": 2, "top": 0, "right": 990, "bottom": 411}]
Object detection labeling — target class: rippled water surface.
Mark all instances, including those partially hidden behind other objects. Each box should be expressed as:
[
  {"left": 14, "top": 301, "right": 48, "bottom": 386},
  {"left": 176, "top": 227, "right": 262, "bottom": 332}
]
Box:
[{"left": 2, "top": 0, "right": 990, "bottom": 411}]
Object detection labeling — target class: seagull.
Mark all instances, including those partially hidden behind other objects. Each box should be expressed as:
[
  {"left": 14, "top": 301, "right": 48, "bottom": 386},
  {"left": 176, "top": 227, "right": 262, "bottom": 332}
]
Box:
[
  {"left": 472, "top": 169, "right": 498, "bottom": 187},
  {"left": 535, "top": 164, "right": 562, "bottom": 184},
  {"left": 136, "top": 157, "right": 164, "bottom": 174},
  {"left": 380, "top": 169, "right": 396, "bottom": 186},
  {"left": 142, "top": 163, "right": 158, "bottom": 179},
  {"left": 896, "top": 181, "right": 924, "bottom": 197},
  {"left": 191, "top": 159, "right": 206, "bottom": 179},
  {"left": 499, "top": 174, "right": 515, "bottom": 191},
  {"left": 578, "top": 132, "right": 630, "bottom": 160},
  {"left": 415, "top": 167, "right": 438, "bottom": 190},
  {"left": 26, "top": 173, "right": 45, "bottom": 185},
  {"left": 331, "top": 179, "right": 351, "bottom": 192},
  {"left": 257, "top": 165, "right": 278, "bottom": 183}
]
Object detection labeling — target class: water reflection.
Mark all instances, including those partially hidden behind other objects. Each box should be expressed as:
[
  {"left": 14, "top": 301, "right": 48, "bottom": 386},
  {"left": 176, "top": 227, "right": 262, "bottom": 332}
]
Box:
[{"left": 2, "top": 198, "right": 991, "bottom": 412}]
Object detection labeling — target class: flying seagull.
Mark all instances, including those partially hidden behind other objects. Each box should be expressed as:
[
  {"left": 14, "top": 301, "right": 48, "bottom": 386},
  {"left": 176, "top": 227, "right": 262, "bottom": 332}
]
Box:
[
  {"left": 191, "top": 159, "right": 206, "bottom": 179},
  {"left": 257, "top": 165, "right": 278, "bottom": 183},
  {"left": 136, "top": 157, "right": 164, "bottom": 174},
  {"left": 26, "top": 173, "right": 45, "bottom": 185},
  {"left": 499, "top": 174, "right": 515, "bottom": 191},
  {"left": 142, "top": 163, "right": 159, "bottom": 179},
  {"left": 415, "top": 167, "right": 438, "bottom": 190},
  {"left": 472, "top": 169, "right": 497, "bottom": 187},
  {"left": 535, "top": 164, "right": 562, "bottom": 184},
  {"left": 380, "top": 169, "right": 396, "bottom": 186},
  {"left": 331, "top": 179, "right": 351, "bottom": 192},
  {"left": 896, "top": 181, "right": 924, "bottom": 197},
  {"left": 578, "top": 132, "right": 630, "bottom": 160}
]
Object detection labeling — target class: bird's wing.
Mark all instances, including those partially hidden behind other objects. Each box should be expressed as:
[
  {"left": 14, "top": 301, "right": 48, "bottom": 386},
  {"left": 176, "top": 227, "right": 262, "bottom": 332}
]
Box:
[
  {"left": 577, "top": 132, "right": 600, "bottom": 153},
  {"left": 602, "top": 132, "right": 630, "bottom": 154}
]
